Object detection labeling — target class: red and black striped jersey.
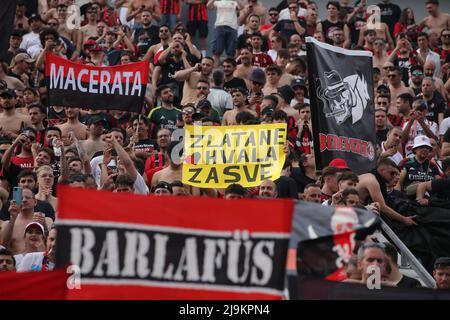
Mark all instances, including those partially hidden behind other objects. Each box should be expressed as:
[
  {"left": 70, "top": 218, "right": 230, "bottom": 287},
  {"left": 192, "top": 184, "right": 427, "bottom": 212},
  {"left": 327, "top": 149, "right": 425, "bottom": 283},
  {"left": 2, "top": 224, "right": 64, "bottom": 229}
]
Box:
[
  {"left": 188, "top": 3, "right": 208, "bottom": 21},
  {"left": 160, "top": 0, "right": 180, "bottom": 15}
]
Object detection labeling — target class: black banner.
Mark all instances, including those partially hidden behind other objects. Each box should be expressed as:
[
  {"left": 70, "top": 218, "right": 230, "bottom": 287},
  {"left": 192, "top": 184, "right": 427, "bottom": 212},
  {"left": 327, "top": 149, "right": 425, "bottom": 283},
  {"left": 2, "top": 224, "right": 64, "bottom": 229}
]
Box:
[
  {"left": 0, "top": 0, "right": 18, "bottom": 59},
  {"left": 306, "top": 37, "right": 376, "bottom": 174}
]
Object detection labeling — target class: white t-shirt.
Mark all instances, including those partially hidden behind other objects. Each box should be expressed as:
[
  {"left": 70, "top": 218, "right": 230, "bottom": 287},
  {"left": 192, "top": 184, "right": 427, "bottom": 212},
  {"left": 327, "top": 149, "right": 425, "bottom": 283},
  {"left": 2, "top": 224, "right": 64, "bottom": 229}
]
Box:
[
  {"left": 402, "top": 120, "right": 438, "bottom": 157},
  {"left": 381, "top": 142, "right": 403, "bottom": 165},
  {"left": 208, "top": 88, "right": 233, "bottom": 114},
  {"left": 20, "top": 32, "right": 41, "bottom": 51},
  {"left": 17, "top": 252, "right": 54, "bottom": 272},
  {"left": 214, "top": 1, "right": 238, "bottom": 30},
  {"left": 416, "top": 49, "right": 441, "bottom": 78},
  {"left": 438, "top": 117, "right": 450, "bottom": 136},
  {"left": 90, "top": 155, "right": 149, "bottom": 194}
]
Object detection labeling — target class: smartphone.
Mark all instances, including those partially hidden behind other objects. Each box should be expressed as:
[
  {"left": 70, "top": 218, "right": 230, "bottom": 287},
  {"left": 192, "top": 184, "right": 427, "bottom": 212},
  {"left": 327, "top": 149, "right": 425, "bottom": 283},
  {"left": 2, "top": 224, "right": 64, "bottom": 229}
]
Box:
[{"left": 13, "top": 187, "right": 23, "bottom": 206}]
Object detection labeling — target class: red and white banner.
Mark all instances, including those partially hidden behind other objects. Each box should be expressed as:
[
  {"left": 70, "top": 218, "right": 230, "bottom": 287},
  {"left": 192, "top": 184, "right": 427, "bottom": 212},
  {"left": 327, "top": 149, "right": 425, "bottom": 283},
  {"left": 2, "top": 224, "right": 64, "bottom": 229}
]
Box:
[
  {"left": 45, "top": 53, "right": 148, "bottom": 113},
  {"left": 56, "top": 186, "right": 293, "bottom": 300}
]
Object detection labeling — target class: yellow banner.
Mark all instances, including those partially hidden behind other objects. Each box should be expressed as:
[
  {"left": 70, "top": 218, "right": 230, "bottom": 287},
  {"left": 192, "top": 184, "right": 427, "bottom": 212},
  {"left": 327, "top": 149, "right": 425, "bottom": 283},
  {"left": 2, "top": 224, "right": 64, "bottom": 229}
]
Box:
[{"left": 182, "top": 123, "right": 287, "bottom": 188}]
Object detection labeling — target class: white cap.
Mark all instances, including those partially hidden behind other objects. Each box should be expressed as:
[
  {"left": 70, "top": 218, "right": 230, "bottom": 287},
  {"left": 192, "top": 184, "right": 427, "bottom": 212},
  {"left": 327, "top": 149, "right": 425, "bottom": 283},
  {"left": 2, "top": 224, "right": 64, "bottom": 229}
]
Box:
[
  {"left": 412, "top": 135, "right": 432, "bottom": 151},
  {"left": 24, "top": 222, "right": 45, "bottom": 237}
]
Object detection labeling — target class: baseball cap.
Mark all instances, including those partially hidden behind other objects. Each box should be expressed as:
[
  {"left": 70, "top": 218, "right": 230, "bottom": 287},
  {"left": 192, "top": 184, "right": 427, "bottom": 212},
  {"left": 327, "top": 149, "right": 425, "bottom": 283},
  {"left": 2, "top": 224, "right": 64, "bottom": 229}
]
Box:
[
  {"left": 10, "top": 52, "right": 35, "bottom": 67},
  {"left": 192, "top": 111, "right": 206, "bottom": 122},
  {"left": 291, "top": 78, "right": 307, "bottom": 89},
  {"left": 328, "top": 158, "right": 350, "bottom": 170},
  {"left": 249, "top": 68, "right": 266, "bottom": 84},
  {"left": 0, "top": 89, "right": 17, "bottom": 98},
  {"left": 412, "top": 135, "right": 432, "bottom": 151},
  {"left": 434, "top": 257, "right": 450, "bottom": 269},
  {"left": 83, "top": 39, "right": 97, "bottom": 47},
  {"left": 197, "top": 99, "right": 212, "bottom": 110},
  {"left": 261, "top": 107, "right": 275, "bottom": 116},
  {"left": 24, "top": 222, "right": 45, "bottom": 237},
  {"left": 28, "top": 14, "right": 43, "bottom": 22},
  {"left": 153, "top": 181, "right": 172, "bottom": 193},
  {"left": 277, "top": 85, "right": 295, "bottom": 104},
  {"left": 88, "top": 114, "right": 108, "bottom": 126}
]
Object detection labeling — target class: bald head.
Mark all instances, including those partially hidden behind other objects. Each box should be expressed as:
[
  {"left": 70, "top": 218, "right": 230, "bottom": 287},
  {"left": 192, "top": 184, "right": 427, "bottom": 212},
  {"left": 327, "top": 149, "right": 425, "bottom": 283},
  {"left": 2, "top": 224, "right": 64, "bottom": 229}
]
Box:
[
  {"left": 259, "top": 180, "right": 278, "bottom": 198},
  {"left": 424, "top": 60, "right": 436, "bottom": 77}
]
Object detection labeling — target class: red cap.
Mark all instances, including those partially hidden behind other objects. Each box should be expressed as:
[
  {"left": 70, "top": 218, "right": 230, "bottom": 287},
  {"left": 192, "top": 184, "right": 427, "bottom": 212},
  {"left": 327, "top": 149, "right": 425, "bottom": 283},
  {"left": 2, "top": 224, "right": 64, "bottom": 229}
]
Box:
[
  {"left": 328, "top": 158, "right": 350, "bottom": 170},
  {"left": 83, "top": 39, "right": 97, "bottom": 47}
]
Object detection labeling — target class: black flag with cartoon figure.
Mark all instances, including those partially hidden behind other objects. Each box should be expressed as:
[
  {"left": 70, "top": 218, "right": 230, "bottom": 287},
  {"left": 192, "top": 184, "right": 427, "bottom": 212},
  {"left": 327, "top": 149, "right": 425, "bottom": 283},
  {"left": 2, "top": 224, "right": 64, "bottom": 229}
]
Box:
[{"left": 306, "top": 37, "right": 376, "bottom": 174}]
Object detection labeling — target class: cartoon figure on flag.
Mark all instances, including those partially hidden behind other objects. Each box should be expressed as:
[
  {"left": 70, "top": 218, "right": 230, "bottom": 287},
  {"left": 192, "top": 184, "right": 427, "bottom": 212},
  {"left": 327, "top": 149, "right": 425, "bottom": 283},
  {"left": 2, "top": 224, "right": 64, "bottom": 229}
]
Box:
[{"left": 316, "top": 70, "right": 370, "bottom": 125}]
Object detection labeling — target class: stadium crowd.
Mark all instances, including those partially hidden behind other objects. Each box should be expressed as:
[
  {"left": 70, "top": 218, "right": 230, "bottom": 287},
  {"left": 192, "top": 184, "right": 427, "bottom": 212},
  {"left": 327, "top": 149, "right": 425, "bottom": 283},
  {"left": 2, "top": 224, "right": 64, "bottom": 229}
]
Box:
[{"left": 0, "top": 0, "right": 450, "bottom": 291}]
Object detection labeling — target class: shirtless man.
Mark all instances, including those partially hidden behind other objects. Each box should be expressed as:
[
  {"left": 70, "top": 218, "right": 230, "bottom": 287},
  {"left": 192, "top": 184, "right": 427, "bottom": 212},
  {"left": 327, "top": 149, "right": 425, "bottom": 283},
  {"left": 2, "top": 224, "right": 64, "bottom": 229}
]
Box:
[
  {"left": 276, "top": 85, "right": 299, "bottom": 122},
  {"left": 81, "top": 4, "right": 100, "bottom": 42},
  {"left": 174, "top": 57, "right": 214, "bottom": 106},
  {"left": 358, "top": 22, "right": 394, "bottom": 51},
  {"left": 78, "top": 116, "right": 107, "bottom": 160},
  {"left": 234, "top": 47, "right": 255, "bottom": 89},
  {"left": 275, "top": 49, "right": 294, "bottom": 87},
  {"left": 55, "top": 4, "right": 82, "bottom": 60},
  {"left": 372, "top": 38, "right": 388, "bottom": 70},
  {"left": 0, "top": 63, "right": 25, "bottom": 91},
  {"left": 0, "top": 90, "right": 31, "bottom": 140},
  {"left": 127, "top": 0, "right": 161, "bottom": 25},
  {"left": 387, "top": 67, "right": 414, "bottom": 113},
  {"left": 263, "top": 64, "right": 282, "bottom": 96},
  {"left": 357, "top": 158, "right": 417, "bottom": 226},
  {"left": 239, "top": 0, "right": 267, "bottom": 26},
  {"left": 143, "top": 25, "right": 171, "bottom": 72},
  {"left": 57, "top": 107, "right": 88, "bottom": 145},
  {"left": 0, "top": 188, "right": 52, "bottom": 255},
  {"left": 222, "top": 87, "right": 257, "bottom": 125},
  {"left": 151, "top": 141, "right": 182, "bottom": 187},
  {"left": 420, "top": 0, "right": 450, "bottom": 35}
]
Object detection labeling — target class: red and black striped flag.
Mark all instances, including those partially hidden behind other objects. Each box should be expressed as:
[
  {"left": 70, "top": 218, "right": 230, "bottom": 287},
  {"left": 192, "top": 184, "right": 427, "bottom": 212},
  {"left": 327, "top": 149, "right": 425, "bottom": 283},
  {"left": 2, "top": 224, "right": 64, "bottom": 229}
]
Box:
[
  {"left": 56, "top": 186, "right": 293, "bottom": 300},
  {"left": 45, "top": 53, "right": 148, "bottom": 113}
]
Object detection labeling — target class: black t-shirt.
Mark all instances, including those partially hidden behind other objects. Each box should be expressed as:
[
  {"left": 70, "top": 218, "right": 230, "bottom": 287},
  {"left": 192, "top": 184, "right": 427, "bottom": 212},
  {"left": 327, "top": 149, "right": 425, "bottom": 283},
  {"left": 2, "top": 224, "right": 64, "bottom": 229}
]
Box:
[
  {"left": 348, "top": 16, "right": 366, "bottom": 46},
  {"left": 431, "top": 178, "right": 450, "bottom": 201},
  {"left": 290, "top": 167, "right": 316, "bottom": 193},
  {"left": 274, "top": 19, "right": 307, "bottom": 41},
  {"left": 224, "top": 77, "right": 248, "bottom": 92},
  {"left": 396, "top": 275, "right": 422, "bottom": 289},
  {"left": 159, "top": 54, "right": 185, "bottom": 86},
  {"left": 134, "top": 26, "right": 160, "bottom": 46},
  {"left": 378, "top": 2, "right": 401, "bottom": 36},
  {"left": 393, "top": 56, "right": 413, "bottom": 85},
  {"left": 424, "top": 92, "right": 446, "bottom": 124},
  {"left": 376, "top": 128, "right": 389, "bottom": 144},
  {"left": 0, "top": 199, "right": 55, "bottom": 221},
  {"left": 47, "top": 107, "right": 66, "bottom": 126},
  {"left": 4, "top": 163, "right": 23, "bottom": 190},
  {"left": 321, "top": 20, "right": 346, "bottom": 45},
  {"left": 134, "top": 138, "right": 157, "bottom": 154}
]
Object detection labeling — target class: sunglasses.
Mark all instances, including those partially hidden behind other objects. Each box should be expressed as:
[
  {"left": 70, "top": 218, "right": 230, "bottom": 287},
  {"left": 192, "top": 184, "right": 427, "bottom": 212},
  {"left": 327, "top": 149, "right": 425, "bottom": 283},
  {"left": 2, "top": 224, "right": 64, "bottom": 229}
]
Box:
[
  {"left": 441, "top": 34, "right": 450, "bottom": 38},
  {"left": 197, "top": 86, "right": 208, "bottom": 90},
  {"left": 48, "top": 23, "right": 58, "bottom": 26},
  {"left": 412, "top": 72, "right": 423, "bottom": 76},
  {"left": 388, "top": 74, "right": 397, "bottom": 78},
  {"left": 159, "top": 29, "right": 169, "bottom": 33},
  {"left": 183, "top": 109, "right": 194, "bottom": 115},
  {"left": 374, "top": 42, "right": 384, "bottom": 45},
  {"left": 383, "top": 66, "right": 394, "bottom": 70},
  {"left": 377, "top": 101, "right": 388, "bottom": 105},
  {"left": 269, "top": 13, "right": 278, "bottom": 16},
  {"left": 288, "top": 6, "right": 297, "bottom": 10}
]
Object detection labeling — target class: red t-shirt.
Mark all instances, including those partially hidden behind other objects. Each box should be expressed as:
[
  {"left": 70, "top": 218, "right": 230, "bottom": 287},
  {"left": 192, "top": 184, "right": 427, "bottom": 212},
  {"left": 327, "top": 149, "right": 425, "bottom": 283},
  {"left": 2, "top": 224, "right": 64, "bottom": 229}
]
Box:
[{"left": 11, "top": 156, "right": 34, "bottom": 170}]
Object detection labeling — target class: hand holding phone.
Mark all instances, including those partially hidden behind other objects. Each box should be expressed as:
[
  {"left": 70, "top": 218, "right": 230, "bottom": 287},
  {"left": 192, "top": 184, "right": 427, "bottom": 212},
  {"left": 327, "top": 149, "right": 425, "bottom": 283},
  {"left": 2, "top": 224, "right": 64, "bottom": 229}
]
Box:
[{"left": 13, "top": 187, "right": 23, "bottom": 206}]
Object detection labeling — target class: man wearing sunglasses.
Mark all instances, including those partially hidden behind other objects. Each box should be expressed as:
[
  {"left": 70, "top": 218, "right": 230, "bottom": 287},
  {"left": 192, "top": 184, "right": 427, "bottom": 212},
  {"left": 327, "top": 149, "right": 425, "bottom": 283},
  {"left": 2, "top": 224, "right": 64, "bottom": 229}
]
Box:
[
  {"left": 410, "top": 65, "right": 424, "bottom": 96},
  {"left": 2, "top": 128, "right": 36, "bottom": 172},
  {"left": 0, "top": 89, "right": 31, "bottom": 141}
]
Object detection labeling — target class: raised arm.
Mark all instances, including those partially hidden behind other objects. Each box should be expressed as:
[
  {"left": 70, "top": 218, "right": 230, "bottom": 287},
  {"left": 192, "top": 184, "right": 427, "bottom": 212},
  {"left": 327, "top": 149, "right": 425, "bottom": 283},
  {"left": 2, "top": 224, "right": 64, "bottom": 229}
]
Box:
[{"left": 112, "top": 136, "right": 137, "bottom": 181}]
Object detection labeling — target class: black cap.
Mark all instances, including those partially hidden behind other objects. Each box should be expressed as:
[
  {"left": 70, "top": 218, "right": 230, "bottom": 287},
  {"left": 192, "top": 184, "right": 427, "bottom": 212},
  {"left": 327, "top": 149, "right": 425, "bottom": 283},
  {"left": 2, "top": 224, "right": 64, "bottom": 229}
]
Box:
[
  {"left": 28, "top": 14, "right": 43, "bottom": 22},
  {"left": 192, "top": 112, "right": 206, "bottom": 122},
  {"left": 291, "top": 78, "right": 307, "bottom": 89},
  {"left": 261, "top": 107, "right": 275, "bottom": 116},
  {"left": 434, "top": 257, "right": 450, "bottom": 269},
  {"left": 377, "top": 84, "right": 390, "bottom": 93},
  {"left": 153, "top": 181, "right": 172, "bottom": 193},
  {"left": 0, "top": 89, "right": 16, "bottom": 98},
  {"left": 197, "top": 99, "right": 212, "bottom": 110},
  {"left": 277, "top": 85, "right": 295, "bottom": 104},
  {"left": 88, "top": 114, "right": 108, "bottom": 126}
]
